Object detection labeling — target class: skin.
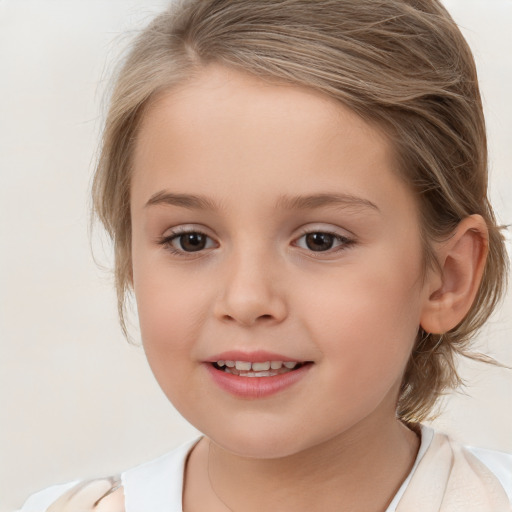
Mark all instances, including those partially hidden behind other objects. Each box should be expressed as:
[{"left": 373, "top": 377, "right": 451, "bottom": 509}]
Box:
[{"left": 127, "top": 64, "right": 488, "bottom": 512}]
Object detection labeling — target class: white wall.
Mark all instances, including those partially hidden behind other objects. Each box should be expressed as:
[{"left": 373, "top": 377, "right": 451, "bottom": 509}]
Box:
[{"left": 1, "top": 1, "right": 510, "bottom": 510}]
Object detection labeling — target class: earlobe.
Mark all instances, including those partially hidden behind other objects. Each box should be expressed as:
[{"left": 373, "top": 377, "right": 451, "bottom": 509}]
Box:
[{"left": 420, "top": 215, "right": 489, "bottom": 334}]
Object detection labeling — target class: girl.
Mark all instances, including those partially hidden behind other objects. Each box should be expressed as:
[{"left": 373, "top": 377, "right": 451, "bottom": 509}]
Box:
[{"left": 18, "top": 0, "right": 511, "bottom": 510}]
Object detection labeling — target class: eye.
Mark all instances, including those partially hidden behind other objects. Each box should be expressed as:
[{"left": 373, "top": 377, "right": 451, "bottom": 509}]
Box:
[
  {"left": 294, "top": 231, "right": 353, "bottom": 252},
  {"left": 158, "top": 229, "right": 216, "bottom": 254}
]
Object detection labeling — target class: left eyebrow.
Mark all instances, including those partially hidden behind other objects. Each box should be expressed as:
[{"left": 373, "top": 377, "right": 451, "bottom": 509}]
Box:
[{"left": 275, "top": 193, "right": 380, "bottom": 212}]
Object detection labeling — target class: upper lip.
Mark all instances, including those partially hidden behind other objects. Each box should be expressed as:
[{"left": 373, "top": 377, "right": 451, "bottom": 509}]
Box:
[{"left": 206, "top": 350, "right": 307, "bottom": 363}]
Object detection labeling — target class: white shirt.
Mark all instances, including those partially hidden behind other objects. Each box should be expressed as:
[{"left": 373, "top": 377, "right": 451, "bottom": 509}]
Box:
[{"left": 19, "top": 426, "right": 512, "bottom": 512}]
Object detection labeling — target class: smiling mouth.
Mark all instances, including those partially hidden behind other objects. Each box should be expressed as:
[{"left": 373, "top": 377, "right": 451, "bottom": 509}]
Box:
[{"left": 211, "top": 360, "right": 311, "bottom": 377}]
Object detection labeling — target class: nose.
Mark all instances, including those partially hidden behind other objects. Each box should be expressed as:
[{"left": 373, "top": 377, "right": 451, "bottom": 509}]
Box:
[{"left": 213, "top": 247, "right": 288, "bottom": 327}]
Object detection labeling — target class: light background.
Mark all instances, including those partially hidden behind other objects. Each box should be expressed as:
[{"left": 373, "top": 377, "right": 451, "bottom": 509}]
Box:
[{"left": 0, "top": 1, "right": 510, "bottom": 510}]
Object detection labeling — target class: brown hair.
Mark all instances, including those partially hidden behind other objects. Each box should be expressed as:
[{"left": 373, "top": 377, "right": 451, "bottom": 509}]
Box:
[{"left": 92, "top": 0, "right": 509, "bottom": 422}]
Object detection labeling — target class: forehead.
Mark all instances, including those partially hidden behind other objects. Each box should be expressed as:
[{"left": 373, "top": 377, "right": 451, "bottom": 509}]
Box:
[{"left": 131, "top": 64, "right": 412, "bottom": 218}]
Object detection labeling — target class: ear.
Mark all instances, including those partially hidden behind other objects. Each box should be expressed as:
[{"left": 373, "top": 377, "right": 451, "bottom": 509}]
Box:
[{"left": 420, "top": 215, "right": 489, "bottom": 334}]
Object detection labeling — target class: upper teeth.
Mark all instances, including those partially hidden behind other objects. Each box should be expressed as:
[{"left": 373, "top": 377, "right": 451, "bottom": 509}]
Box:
[{"left": 217, "top": 360, "right": 298, "bottom": 371}]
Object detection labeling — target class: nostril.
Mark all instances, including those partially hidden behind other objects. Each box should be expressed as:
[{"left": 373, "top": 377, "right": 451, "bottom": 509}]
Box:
[{"left": 221, "top": 312, "right": 276, "bottom": 325}]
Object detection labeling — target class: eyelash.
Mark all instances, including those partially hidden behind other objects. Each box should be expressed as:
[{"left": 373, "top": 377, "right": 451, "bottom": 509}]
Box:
[
  {"left": 294, "top": 228, "right": 355, "bottom": 254},
  {"left": 157, "top": 227, "right": 355, "bottom": 257},
  {"left": 157, "top": 227, "right": 216, "bottom": 257}
]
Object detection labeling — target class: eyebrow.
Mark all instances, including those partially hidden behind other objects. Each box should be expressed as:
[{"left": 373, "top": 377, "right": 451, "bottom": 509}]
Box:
[
  {"left": 145, "top": 191, "right": 380, "bottom": 212},
  {"left": 275, "top": 193, "right": 380, "bottom": 212},
  {"left": 145, "top": 191, "right": 220, "bottom": 210}
]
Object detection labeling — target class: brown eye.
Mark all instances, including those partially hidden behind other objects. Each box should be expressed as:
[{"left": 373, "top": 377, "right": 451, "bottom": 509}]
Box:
[
  {"left": 159, "top": 228, "right": 217, "bottom": 256},
  {"left": 304, "top": 233, "right": 335, "bottom": 251},
  {"left": 177, "top": 232, "right": 208, "bottom": 252},
  {"left": 294, "top": 230, "right": 353, "bottom": 253}
]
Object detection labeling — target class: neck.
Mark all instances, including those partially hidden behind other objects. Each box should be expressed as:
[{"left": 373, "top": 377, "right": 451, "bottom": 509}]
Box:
[{"left": 184, "top": 415, "right": 420, "bottom": 512}]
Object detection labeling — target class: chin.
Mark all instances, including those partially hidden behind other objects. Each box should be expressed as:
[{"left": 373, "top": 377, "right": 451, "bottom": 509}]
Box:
[
  {"left": 216, "top": 434, "right": 303, "bottom": 459},
  {"left": 201, "top": 419, "right": 323, "bottom": 460}
]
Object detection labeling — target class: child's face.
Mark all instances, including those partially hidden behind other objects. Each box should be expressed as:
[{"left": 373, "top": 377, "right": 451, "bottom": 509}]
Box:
[{"left": 130, "top": 65, "right": 433, "bottom": 458}]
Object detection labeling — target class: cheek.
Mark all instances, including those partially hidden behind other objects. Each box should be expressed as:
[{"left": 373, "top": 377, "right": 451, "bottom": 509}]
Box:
[
  {"left": 299, "top": 257, "right": 423, "bottom": 389},
  {"left": 131, "top": 251, "right": 211, "bottom": 378},
  {"left": 133, "top": 269, "right": 212, "bottom": 413}
]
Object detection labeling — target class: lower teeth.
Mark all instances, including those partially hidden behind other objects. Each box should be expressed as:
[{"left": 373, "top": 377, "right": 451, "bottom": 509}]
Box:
[
  {"left": 237, "top": 370, "right": 276, "bottom": 377},
  {"left": 220, "top": 364, "right": 303, "bottom": 377}
]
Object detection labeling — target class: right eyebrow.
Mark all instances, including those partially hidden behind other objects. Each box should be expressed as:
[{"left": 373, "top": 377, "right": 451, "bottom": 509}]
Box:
[{"left": 145, "top": 191, "right": 221, "bottom": 211}]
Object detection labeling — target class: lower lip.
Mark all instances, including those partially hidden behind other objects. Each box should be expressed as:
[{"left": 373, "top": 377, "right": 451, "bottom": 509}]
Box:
[{"left": 204, "top": 363, "right": 312, "bottom": 399}]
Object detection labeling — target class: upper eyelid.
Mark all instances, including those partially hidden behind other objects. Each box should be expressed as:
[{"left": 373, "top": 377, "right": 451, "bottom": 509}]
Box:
[
  {"left": 295, "top": 231, "right": 351, "bottom": 241},
  {"left": 162, "top": 224, "right": 213, "bottom": 238},
  {"left": 295, "top": 223, "right": 355, "bottom": 240}
]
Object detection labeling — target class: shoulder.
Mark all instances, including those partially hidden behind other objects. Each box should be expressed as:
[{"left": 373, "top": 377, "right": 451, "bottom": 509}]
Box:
[
  {"left": 121, "top": 436, "right": 202, "bottom": 511},
  {"left": 17, "top": 481, "right": 79, "bottom": 512},
  {"left": 465, "top": 444, "right": 512, "bottom": 500},
  {"left": 17, "top": 437, "right": 201, "bottom": 512},
  {"left": 18, "top": 477, "right": 124, "bottom": 512},
  {"left": 423, "top": 426, "right": 512, "bottom": 501}
]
